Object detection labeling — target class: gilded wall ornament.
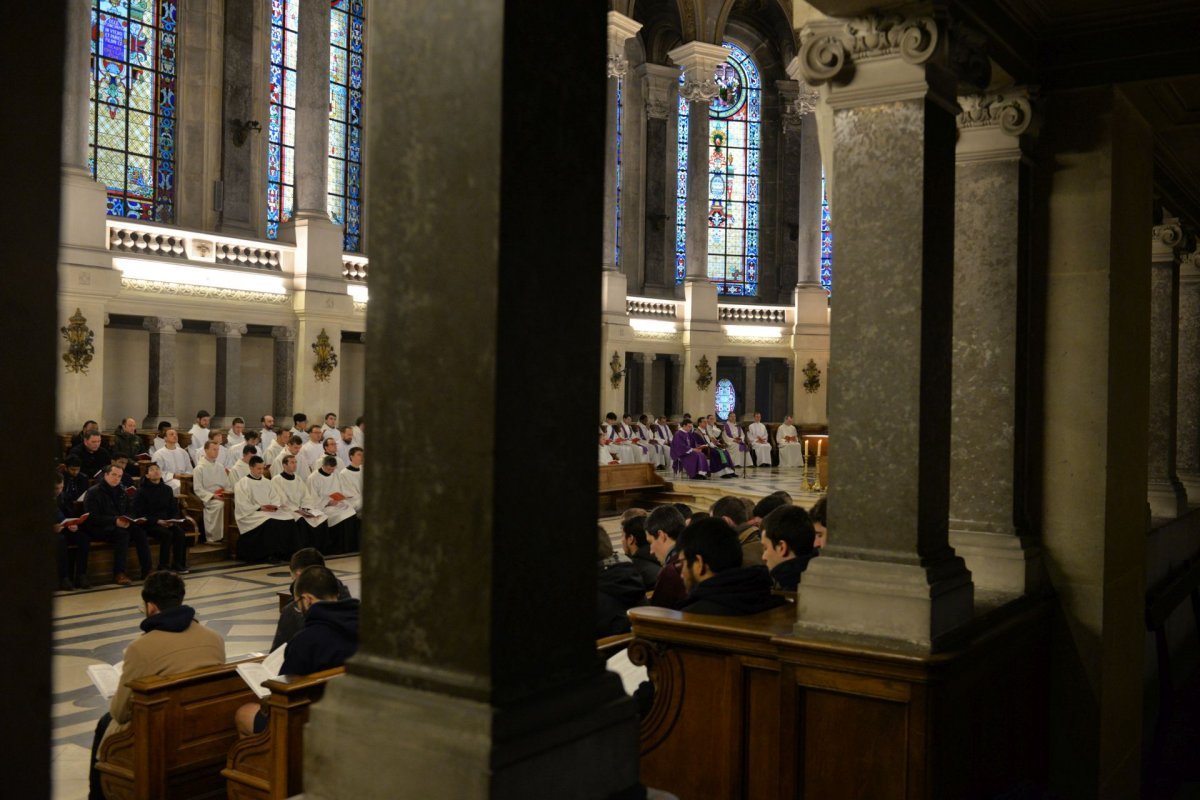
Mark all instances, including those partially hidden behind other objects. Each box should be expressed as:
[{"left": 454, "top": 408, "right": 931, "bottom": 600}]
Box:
[
  {"left": 695, "top": 354, "right": 713, "bottom": 391},
  {"left": 61, "top": 308, "right": 95, "bottom": 375},
  {"left": 610, "top": 351, "right": 624, "bottom": 389},
  {"left": 312, "top": 328, "right": 339, "bottom": 383},
  {"left": 802, "top": 359, "right": 822, "bottom": 394}
]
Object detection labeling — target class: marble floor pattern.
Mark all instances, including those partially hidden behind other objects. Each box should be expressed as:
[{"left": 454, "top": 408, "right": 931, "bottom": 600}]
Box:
[{"left": 51, "top": 555, "right": 361, "bottom": 800}]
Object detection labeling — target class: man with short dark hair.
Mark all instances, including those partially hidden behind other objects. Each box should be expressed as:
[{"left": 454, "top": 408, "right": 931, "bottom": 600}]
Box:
[
  {"left": 677, "top": 518, "right": 788, "bottom": 616},
  {"left": 150, "top": 420, "right": 172, "bottom": 454},
  {"left": 668, "top": 419, "right": 709, "bottom": 480},
  {"left": 321, "top": 412, "right": 338, "bottom": 437},
  {"left": 90, "top": 571, "right": 224, "bottom": 797},
  {"left": 62, "top": 455, "right": 89, "bottom": 503},
  {"left": 133, "top": 463, "right": 189, "bottom": 573},
  {"left": 112, "top": 417, "right": 146, "bottom": 463},
  {"left": 621, "top": 515, "right": 661, "bottom": 590},
  {"left": 84, "top": 464, "right": 151, "bottom": 585},
  {"left": 230, "top": 444, "right": 258, "bottom": 483},
  {"left": 290, "top": 413, "right": 309, "bottom": 437},
  {"left": 234, "top": 456, "right": 298, "bottom": 563},
  {"left": 55, "top": 473, "right": 89, "bottom": 590},
  {"left": 810, "top": 497, "right": 827, "bottom": 549},
  {"left": 70, "top": 419, "right": 99, "bottom": 449},
  {"left": 747, "top": 412, "right": 773, "bottom": 467},
  {"left": 305, "top": 455, "right": 360, "bottom": 553},
  {"left": 226, "top": 417, "right": 247, "bottom": 449},
  {"left": 597, "top": 526, "right": 647, "bottom": 636},
  {"left": 270, "top": 548, "right": 354, "bottom": 650},
  {"left": 193, "top": 440, "right": 231, "bottom": 543},
  {"left": 761, "top": 505, "right": 819, "bottom": 590},
  {"left": 151, "top": 428, "right": 192, "bottom": 495},
  {"left": 187, "top": 410, "right": 212, "bottom": 462},
  {"left": 645, "top": 505, "right": 688, "bottom": 609},
  {"left": 711, "top": 494, "right": 762, "bottom": 566},
  {"left": 70, "top": 431, "right": 111, "bottom": 479},
  {"left": 352, "top": 417, "right": 365, "bottom": 448}
]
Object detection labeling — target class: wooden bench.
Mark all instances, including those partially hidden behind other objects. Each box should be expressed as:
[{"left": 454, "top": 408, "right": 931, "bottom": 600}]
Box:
[
  {"left": 223, "top": 667, "right": 346, "bottom": 800},
  {"left": 178, "top": 474, "right": 241, "bottom": 558},
  {"left": 598, "top": 463, "right": 672, "bottom": 514},
  {"left": 1145, "top": 556, "right": 1200, "bottom": 725},
  {"left": 95, "top": 658, "right": 262, "bottom": 800}
]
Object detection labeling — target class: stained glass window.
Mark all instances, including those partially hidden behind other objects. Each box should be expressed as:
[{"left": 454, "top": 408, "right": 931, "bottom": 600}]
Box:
[
  {"left": 267, "top": 0, "right": 298, "bottom": 240},
  {"left": 614, "top": 76, "right": 623, "bottom": 268},
  {"left": 714, "top": 378, "right": 737, "bottom": 421},
  {"left": 821, "top": 171, "right": 832, "bottom": 296},
  {"left": 329, "top": 0, "right": 365, "bottom": 252},
  {"left": 676, "top": 43, "right": 761, "bottom": 296},
  {"left": 89, "top": 0, "right": 177, "bottom": 221}
]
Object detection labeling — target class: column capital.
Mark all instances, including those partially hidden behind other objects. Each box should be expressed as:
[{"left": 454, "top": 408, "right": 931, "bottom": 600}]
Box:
[
  {"left": 1153, "top": 218, "right": 1183, "bottom": 258},
  {"left": 796, "top": 13, "right": 941, "bottom": 86},
  {"left": 606, "top": 10, "right": 643, "bottom": 78},
  {"left": 638, "top": 62, "right": 678, "bottom": 120},
  {"left": 667, "top": 41, "right": 727, "bottom": 103},
  {"left": 740, "top": 356, "right": 760, "bottom": 367},
  {"left": 211, "top": 322, "right": 248, "bottom": 337},
  {"left": 1181, "top": 249, "right": 1200, "bottom": 282},
  {"left": 271, "top": 325, "right": 297, "bottom": 341},
  {"left": 631, "top": 352, "right": 656, "bottom": 364},
  {"left": 777, "top": 79, "right": 820, "bottom": 135},
  {"left": 143, "top": 316, "right": 182, "bottom": 334},
  {"left": 956, "top": 90, "right": 1035, "bottom": 136}
]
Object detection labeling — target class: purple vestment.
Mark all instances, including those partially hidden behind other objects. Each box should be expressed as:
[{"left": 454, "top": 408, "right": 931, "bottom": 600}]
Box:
[{"left": 670, "top": 429, "right": 708, "bottom": 478}]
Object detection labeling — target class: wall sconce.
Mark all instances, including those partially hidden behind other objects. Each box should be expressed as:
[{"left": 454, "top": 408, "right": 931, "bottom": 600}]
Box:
[
  {"left": 232, "top": 119, "right": 262, "bottom": 147},
  {"left": 312, "top": 328, "right": 339, "bottom": 383}
]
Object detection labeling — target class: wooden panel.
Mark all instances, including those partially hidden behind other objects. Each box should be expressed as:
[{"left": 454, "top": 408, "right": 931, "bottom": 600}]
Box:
[
  {"left": 742, "top": 662, "right": 781, "bottom": 800},
  {"left": 802, "top": 689, "right": 908, "bottom": 800},
  {"left": 598, "top": 463, "right": 665, "bottom": 493}
]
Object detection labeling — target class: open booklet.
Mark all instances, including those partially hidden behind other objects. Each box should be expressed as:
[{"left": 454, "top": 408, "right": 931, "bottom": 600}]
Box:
[
  {"left": 86, "top": 661, "right": 125, "bottom": 700},
  {"left": 235, "top": 643, "right": 288, "bottom": 699},
  {"left": 605, "top": 649, "right": 648, "bottom": 696}
]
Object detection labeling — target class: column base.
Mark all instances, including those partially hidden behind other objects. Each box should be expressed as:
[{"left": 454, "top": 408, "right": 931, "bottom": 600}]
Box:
[
  {"left": 794, "top": 553, "right": 974, "bottom": 649},
  {"left": 303, "top": 667, "right": 643, "bottom": 800},
  {"left": 1148, "top": 476, "right": 1188, "bottom": 519},
  {"left": 1177, "top": 472, "right": 1200, "bottom": 510},
  {"left": 949, "top": 524, "right": 1044, "bottom": 598}
]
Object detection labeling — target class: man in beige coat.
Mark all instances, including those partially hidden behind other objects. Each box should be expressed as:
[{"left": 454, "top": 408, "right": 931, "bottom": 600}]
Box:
[{"left": 89, "top": 571, "right": 225, "bottom": 798}]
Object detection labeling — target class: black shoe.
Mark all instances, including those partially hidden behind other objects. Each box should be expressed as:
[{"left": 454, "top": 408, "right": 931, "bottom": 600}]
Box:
[
  {"left": 75, "top": 575, "right": 91, "bottom": 590},
  {"left": 694, "top": 475, "right": 708, "bottom": 480},
  {"left": 721, "top": 474, "right": 736, "bottom": 479},
  {"left": 59, "top": 578, "right": 74, "bottom": 592}
]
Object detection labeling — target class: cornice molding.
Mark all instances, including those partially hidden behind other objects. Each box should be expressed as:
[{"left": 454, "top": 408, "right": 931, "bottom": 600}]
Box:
[{"left": 120, "top": 278, "right": 291, "bottom": 305}]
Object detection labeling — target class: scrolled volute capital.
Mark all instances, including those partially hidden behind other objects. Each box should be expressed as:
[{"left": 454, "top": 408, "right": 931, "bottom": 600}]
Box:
[
  {"left": 271, "top": 325, "right": 297, "bottom": 342},
  {"left": 797, "top": 13, "right": 940, "bottom": 86},
  {"left": 606, "top": 11, "right": 642, "bottom": 79},
  {"left": 1153, "top": 222, "right": 1183, "bottom": 250},
  {"left": 667, "top": 41, "right": 726, "bottom": 104},
  {"left": 957, "top": 91, "right": 1034, "bottom": 137},
  {"left": 211, "top": 322, "right": 248, "bottom": 337},
  {"left": 143, "top": 316, "right": 183, "bottom": 334}
]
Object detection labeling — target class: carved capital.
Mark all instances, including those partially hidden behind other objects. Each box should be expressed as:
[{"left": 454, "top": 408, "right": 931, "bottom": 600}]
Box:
[
  {"left": 777, "top": 79, "right": 819, "bottom": 134},
  {"left": 667, "top": 41, "right": 727, "bottom": 104},
  {"left": 211, "top": 321, "right": 248, "bottom": 337},
  {"left": 607, "top": 11, "right": 642, "bottom": 79},
  {"left": 640, "top": 63, "right": 678, "bottom": 121},
  {"left": 797, "top": 13, "right": 940, "bottom": 86},
  {"left": 957, "top": 90, "right": 1034, "bottom": 137},
  {"left": 143, "top": 316, "right": 183, "bottom": 334},
  {"left": 271, "top": 325, "right": 297, "bottom": 342},
  {"left": 1153, "top": 222, "right": 1183, "bottom": 249}
]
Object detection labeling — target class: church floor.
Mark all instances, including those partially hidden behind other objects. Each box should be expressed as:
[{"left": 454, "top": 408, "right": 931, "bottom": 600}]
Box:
[{"left": 49, "top": 555, "right": 361, "bottom": 800}]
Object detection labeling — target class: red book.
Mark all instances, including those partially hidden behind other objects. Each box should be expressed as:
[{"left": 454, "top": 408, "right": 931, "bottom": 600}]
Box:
[
  {"left": 118, "top": 515, "right": 148, "bottom": 525},
  {"left": 61, "top": 512, "right": 89, "bottom": 527}
]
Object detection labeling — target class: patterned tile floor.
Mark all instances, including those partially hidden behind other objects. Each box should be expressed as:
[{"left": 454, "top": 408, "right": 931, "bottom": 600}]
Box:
[{"left": 50, "top": 555, "right": 361, "bottom": 800}]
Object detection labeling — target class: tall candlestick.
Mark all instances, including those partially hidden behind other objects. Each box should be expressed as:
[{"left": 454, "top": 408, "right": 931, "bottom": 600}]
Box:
[
  {"left": 804, "top": 439, "right": 810, "bottom": 459},
  {"left": 816, "top": 438, "right": 823, "bottom": 459}
]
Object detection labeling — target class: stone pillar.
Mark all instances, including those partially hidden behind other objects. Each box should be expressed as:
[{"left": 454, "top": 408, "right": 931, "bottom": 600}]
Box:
[
  {"left": 1147, "top": 220, "right": 1188, "bottom": 518},
  {"left": 946, "top": 90, "right": 1044, "bottom": 597},
  {"left": 604, "top": 11, "right": 643, "bottom": 272},
  {"left": 635, "top": 353, "right": 655, "bottom": 415},
  {"left": 640, "top": 64, "right": 676, "bottom": 290},
  {"left": 790, "top": 13, "right": 973, "bottom": 647},
  {"left": 218, "top": 0, "right": 257, "bottom": 236},
  {"left": 211, "top": 323, "right": 247, "bottom": 428},
  {"left": 143, "top": 317, "right": 183, "bottom": 428},
  {"left": 293, "top": 309, "right": 346, "bottom": 422},
  {"left": 670, "top": 354, "right": 684, "bottom": 417},
  {"left": 1179, "top": 251, "right": 1200, "bottom": 499},
  {"left": 742, "top": 357, "right": 758, "bottom": 416},
  {"left": 301, "top": 2, "right": 640, "bottom": 796},
  {"left": 271, "top": 326, "right": 297, "bottom": 419},
  {"left": 61, "top": 0, "right": 90, "bottom": 173}
]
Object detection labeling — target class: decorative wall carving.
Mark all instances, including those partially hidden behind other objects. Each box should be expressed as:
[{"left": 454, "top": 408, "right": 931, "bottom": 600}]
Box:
[
  {"left": 797, "top": 14, "right": 939, "bottom": 85},
  {"left": 695, "top": 355, "right": 713, "bottom": 390},
  {"left": 312, "top": 329, "right": 339, "bottom": 382},
  {"left": 803, "top": 359, "right": 822, "bottom": 393},
  {"left": 610, "top": 351, "right": 624, "bottom": 389},
  {"left": 957, "top": 92, "right": 1033, "bottom": 136},
  {"left": 1154, "top": 222, "right": 1184, "bottom": 249},
  {"left": 120, "top": 277, "right": 291, "bottom": 304},
  {"left": 61, "top": 308, "right": 95, "bottom": 375}
]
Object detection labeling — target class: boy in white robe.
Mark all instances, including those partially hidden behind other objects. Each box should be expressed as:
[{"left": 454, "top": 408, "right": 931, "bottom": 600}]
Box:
[
  {"left": 747, "top": 412, "right": 773, "bottom": 467},
  {"left": 226, "top": 417, "right": 247, "bottom": 449},
  {"left": 192, "top": 440, "right": 231, "bottom": 543},
  {"left": 150, "top": 421, "right": 172, "bottom": 454},
  {"left": 272, "top": 436, "right": 310, "bottom": 480},
  {"left": 321, "top": 412, "right": 339, "bottom": 437},
  {"left": 351, "top": 418, "right": 365, "bottom": 448},
  {"left": 272, "top": 453, "right": 324, "bottom": 548},
  {"left": 298, "top": 428, "right": 325, "bottom": 475},
  {"left": 305, "top": 456, "right": 360, "bottom": 554},
  {"left": 338, "top": 447, "right": 364, "bottom": 513},
  {"left": 151, "top": 428, "right": 193, "bottom": 495},
  {"left": 229, "top": 444, "right": 257, "bottom": 484},
  {"left": 233, "top": 457, "right": 297, "bottom": 562},
  {"left": 776, "top": 415, "right": 803, "bottom": 467},
  {"left": 264, "top": 428, "right": 288, "bottom": 465},
  {"left": 187, "top": 410, "right": 211, "bottom": 462}
]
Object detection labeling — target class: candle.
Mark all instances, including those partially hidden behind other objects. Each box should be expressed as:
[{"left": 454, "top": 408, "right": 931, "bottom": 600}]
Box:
[
  {"left": 804, "top": 439, "right": 809, "bottom": 459},
  {"left": 816, "top": 438, "right": 823, "bottom": 459}
]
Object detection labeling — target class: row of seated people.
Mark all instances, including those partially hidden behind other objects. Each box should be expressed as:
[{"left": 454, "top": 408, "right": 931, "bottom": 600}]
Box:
[
  {"left": 88, "top": 552, "right": 360, "bottom": 800},
  {"left": 599, "top": 411, "right": 811, "bottom": 474},
  {"left": 597, "top": 493, "right": 827, "bottom": 638}
]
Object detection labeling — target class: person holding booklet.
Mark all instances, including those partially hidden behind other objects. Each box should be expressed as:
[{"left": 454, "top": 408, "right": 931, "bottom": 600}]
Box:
[
  {"left": 84, "top": 464, "right": 152, "bottom": 586},
  {"left": 132, "top": 463, "right": 190, "bottom": 573},
  {"left": 55, "top": 473, "right": 90, "bottom": 590},
  {"left": 89, "top": 571, "right": 224, "bottom": 799},
  {"left": 233, "top": 456, "right": 299, "bottom": 563},
  {"left": 270, "top": 548, "right": 355, "bottom": 651},
  {"left": 271, "top": 453, "right": 324, "bottom": 548},
  {"left": 305, "top": 455, "right": 360, "bottom": 554},
  {"left": 192, "top": 439, "right": 232, "bottom": 544}
]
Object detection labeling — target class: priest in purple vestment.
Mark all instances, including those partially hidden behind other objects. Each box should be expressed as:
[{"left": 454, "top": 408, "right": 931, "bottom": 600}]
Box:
[{"left": 670, "top": 420, "right": 709, "bottom": 480}]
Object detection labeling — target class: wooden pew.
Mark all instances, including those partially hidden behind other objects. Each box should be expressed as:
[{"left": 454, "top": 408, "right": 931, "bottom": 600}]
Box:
[
  {"left": 598, "top": 463, "right": 672, "bottom": 515},
  {"left": 95, "top": 659, "right": 262, "bottom": 800},
  {"left": 1145, "top": 555, "right": 1200, "bottom": 726},
  {"left": 79, "top": 516, "right": 201, "bottom": 584},
  {"left": 222, "top": 667, "right": 346, "bottom": 800},
  {"left": 178, "top": 474, "right": 240, "bottom": 558}
]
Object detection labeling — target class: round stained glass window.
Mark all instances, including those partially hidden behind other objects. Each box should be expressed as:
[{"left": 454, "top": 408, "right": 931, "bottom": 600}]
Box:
[{"left": 714, "top": 378, "right": 737, "bottom": 421}]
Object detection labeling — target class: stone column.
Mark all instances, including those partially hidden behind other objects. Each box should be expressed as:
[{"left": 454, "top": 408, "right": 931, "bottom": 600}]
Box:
[
  {"left": 301, "top": 3, "right": 640, "bottom": 796},
  {"left": 790, "top": 13, "right": 973, "bottom": 647},
  {"left": 947, "top": 90, "right": 1044, "bottom": 597},
  {"left": 143, "top": 317, "right": 183, "bottom": 428},
  {"left": 211, "top": 323, "right": 247, "bottom": 428},
  {"left": 742, "top": 357, "right": 758, "bottom": 417},
  {"left": 61, "top": 0, "right": 91, "bottom": 173},
  {"left": 603, "top": 11, "right": 643, "bottom": 272},
  {"left": 1179, "top": 251, "right": 1200, "bottom": 499},
  {"left": 635, "top": 352, "right": 655, "bottom": 414},
  {"left": 639, "top": 63, "right": 678, "bottom": 291},
  {"left": 670, "top": 354, "right": 684, "bottom": 417},
  {"left": 271, "top": 326, "right": 297, "bottom": 420},
  {"left": 218, "top": 0, "right": 257, "bottom": 236},
  {"left": 1147, "top": 220, "right": 1188, "bottom": 518}
]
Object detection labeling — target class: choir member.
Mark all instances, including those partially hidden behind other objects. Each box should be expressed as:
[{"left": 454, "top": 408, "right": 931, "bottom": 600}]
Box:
[
  {"left": 669, "top": 419, "right": 709, "bottom": 480},
  {"left": 776, "top": 415, "right": 803, "bottom": 467},
  {"left": 747, "top": 412, "right": 773, "bottom": 467},
  {"left": 233, "top": 457, "right": 298, "bottom": 563},
  {"left": 192, "top": 440, "right": 231, "bottom": 544}
]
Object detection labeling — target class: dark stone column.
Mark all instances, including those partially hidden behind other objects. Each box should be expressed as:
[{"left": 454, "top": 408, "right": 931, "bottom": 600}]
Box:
[
  {"left": 219, "top": 0, "right": 256, "bottom": 235},
  {"left": 301, "top": 1, "right": 641, "bottom": 796},
  {"left": 143, "top": 317, "right": 182, "bottom": 428},
  {"left": 1147, "top": 220, "right": 1188, "bottom": 518},
  {"left": 639, "top": 63, "right": 676, "bottom": 292},
  {"left": 1179, "top": 252, "right": 1200, "bottom": 499},
  {"left": 211, "top": 322, "right": 247, "bottom": 428},
  {"left": 271, "top": 326, "right": 296, "bottom": 419}
]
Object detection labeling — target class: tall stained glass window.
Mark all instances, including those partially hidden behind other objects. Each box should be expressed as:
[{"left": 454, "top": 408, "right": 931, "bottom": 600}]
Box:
[
  {"left": 89, "top": 0, "right": 177, "bottom": 221},
  {"left": 267, "top": 0, "right": 298, "bottom": 240},
  {"left": 614, "top": 76, "right": 623, "bottom": 268},
  {"left": 329, "top": 0, "right": 365, "bottom": 252},
  {"left": 821, "top": 171, "right": 832, "bottom": 296},
  {"left": 675, "top": 42, "right": 761, "bottom": 296}
]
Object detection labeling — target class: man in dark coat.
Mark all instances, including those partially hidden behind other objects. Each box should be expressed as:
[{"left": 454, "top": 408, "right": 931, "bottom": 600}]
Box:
[
  {"left": 70, "top": 431, "right": 112, "bottom": 479},
  {"left": 597, "top": 526, "right": 647, "bottom": 637},
  {"left": 646, "top": 505, "right": 688, "bottom": 609},
  {"left": 270, "top": 548, "right": 354, "bottom": 651},
  {"left": 84, "top": 464, "right": 151, "bottom": 585},
  {"left": 677, "top": 517, "right": 788, "bottom": 616},
  {"left": 621, "top": 515, "right": 661, "bottom": 591},
  {"left": 132, "top": 463, "right": 189, "bottom": 572}
]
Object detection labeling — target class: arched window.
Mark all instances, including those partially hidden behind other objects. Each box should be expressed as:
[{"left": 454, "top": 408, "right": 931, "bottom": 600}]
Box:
[
  {"left": 675, "top": 42, "right": 761, "bottom": 296},
  {"left": 328, "top": 0, "right": 366, "bottom": 252},
  {"left": 267, "top": 0, "right": 298, "bottom": 240},
  {"left": 821, "top": 171, "right": 832, "bottom": 296},
  {"left": 89, "top": 0, "right": 177, "bottom": 221}
]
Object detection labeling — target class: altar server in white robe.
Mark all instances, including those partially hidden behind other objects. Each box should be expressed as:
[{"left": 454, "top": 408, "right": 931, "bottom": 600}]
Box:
[
  {"left": 192, "top": 440, "right": 232, "bottom": 542},
  {"left": 652, "top": 416, "right": 673, "bottom": 450},
  {"left": 620, "top": 415, "right": 651, "bottom": 464},
  {"left": 602, "top": 414, "right": 634, "bottom": 463},
  {"left": 150, "top": 421, "right": 172, "bottom": 454},
  {"left": 272, "top": 453, "right": 324, "bottom": 548},
  {"left": 272, "top": 436, "right": 310, "bottom": 479},
  {"left": 336, "top": 426, "right": 356, "bottom": 464},
  {"left": 187, "top": 410, "right": 211, "bottom": 462},
  {"left": 264, "top": 428, "right": 289, "bottom": 465},
  {"left": 226, "top": 418, "right": 247, "bottom": 450},
  {"left": 151, "top": 429, "right": 193, "bottom": 494},
  {"left": 233, "top": 457, "right": 297, "bottom": 562},
  {"left": 776, "top": 415, "right": 803, "bottom": 467},
  {"left": 289, "top": 413, "right": 309, "bottom": 439},
  {"left": 229, "top": 444, "right": 257, "bottom": 484},
  {"left": 339, "top": 447, "right": 364, "bottom": 513},
  {"left": 298, "top": 428, "right": 325, "bottom": 475},
  {"left": 321, "top": 412, "right": 339, "bottom": 438},
  {"left": 637, "top": 414, "right": 669, "bottom": 469},
  {"left": 747, "top": 412, "right": 773, "bottom": 468},
  {"left": 305, "top": 455, "right": 361, "bottom": 554},
  {"left": 321, "top": 437, "right": 347, "bottom": 472},
  {"left": 352, "top": 418, "right": 365, "bottom": 448},
  {"left": 600, "top": 430, "right": 620, "bottom": 465}
]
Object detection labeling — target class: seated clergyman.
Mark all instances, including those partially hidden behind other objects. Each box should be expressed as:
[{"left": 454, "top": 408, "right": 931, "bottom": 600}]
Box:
[
  {"left": 677, "top": 517, "right": 789, "bottom": 616},
  {"left": 305, "top": 455, "right": 361, "bottom": 554},
  {"left": 151, "top": 428, "right": 193, "bottom": 495},
  {"left": 84, "top": 464, "right": 151, "bottom": 586},
  {"left": 233, "top": 456, "right": 298, "bottom": 563}
]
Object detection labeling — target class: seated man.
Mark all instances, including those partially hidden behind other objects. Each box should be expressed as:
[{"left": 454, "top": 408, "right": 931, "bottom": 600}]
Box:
[
  {"left": 62, "top": 455, "right": 90, "bottom": 504},
  {"left": 289, "top": 412, "right": 309, "bottom": 439},
  {"left": 711, "top": 495, "right": 762, "bottom": 567},
  {"left": 242, "top": 430, "right": 263, "bottom": 462},
  {"left": 90, "top": 572, "right": 225, "bottom": 797},
  {"left": 668, "top": 419, "right": 708, "bottom": 480},
  {"left": 722, "top": 412, "right": 752, "bottom": 468},
  {"left": 272, "top": 453, "right": 323, "bottom": 549},
  {"left": 339, "top": 448, "right": 364, "bottom": 514},
  {"left": 55, "top": 473, "right": 89, "bottom": 590},
  {"left": 305, "top": 455, "right": 361, "bottom": 554},
  {"left": 336, "top": 426, "right": 356, "bottom": 464},
  {"left": 621, "top": 514, "right": 661, "bottom": 591},
  {"left": 226, "top": 417, "right": 247, "bottom": 449},
  {"left": 597, "top": 526, "right": 647, "bottom": 637},
  {"left": 776, "top": 415, "right": 803, "bottom": 467},
  {"left": 620, "top": 414, "right": 651, "bottom": 464},
  {"left": 192, "top": 440, "right": 232, "bottom": 544},
  {"left": 321, "top": 412, "right": 339, "bottom": 437},
  {"left": 270, "top": 548, "right": 354, "bottom": 651},
  {"left": 637, "top": 414, "right": 669, "bottom": 470},
  {"left": 84, "top": 464, "right": 152, "bottom": 586},
  {"left": 321, "top": 437, "right": 347, "bottom": 472},
  {"left": 230, "top": 444, "right": 258, "bottom": 484},
  {"left": 132, "top": 463, "right": 190, "bottom": 573},
  {"left": 646, "top": 505, "right": 688, "bottom": 609},
  {"left": 603, "top": 412, "right": 638, "bottom": 464},
  {"left": 761, "top": 505, "right": 819, "bottom": 590},
  {"left": 234, "top": 456, "right": 298, "bottom": 563},
  {"left": 264, "top": 427, "right": 289, "bottom": 465},
  {"left": 747, "top": 412, "right": 773, "bottom": 467},
  {"left": 352, "top": 417, "right": 365, "bottom": 448},
  {"left": 810, "top": 497, "right": 827, "bottom": 549},
  {"left": 676, "top": 517, "right": 789, "bottom": 616},
  {"left": 70, "top": 431, "right": 112, "bottom": 480},
  {"left": 151, "top": 428, "right": 193, "bottom": 495},
  {"left": 70, "top": 419, "right": 99, "bottom": 449},
  {"left": 150, "top": 420, "right": 172, "bottom": 454},
  {"left": 186, "top": 410, "right": 212, "bottom": 463},
  {"left": 108, "top": 454, "right": 136, "bottom": 489},
  {"left": 235, "top": 565, "right": 360, "bottom": 736},
  {"left": 599, "top": 427, "right": 622, "bottom": 465},
  {"left": 298, "top": 427, "right": 326, "bottom": 476},
  {"left": 112, "top": 417, "right": 147, "bottom": 464},
  {"left": 260, "top": 414, "right": 276, "bottom": 435},
  {"left": 701, "top": 415, "right": 737, "bottom": 478}
]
